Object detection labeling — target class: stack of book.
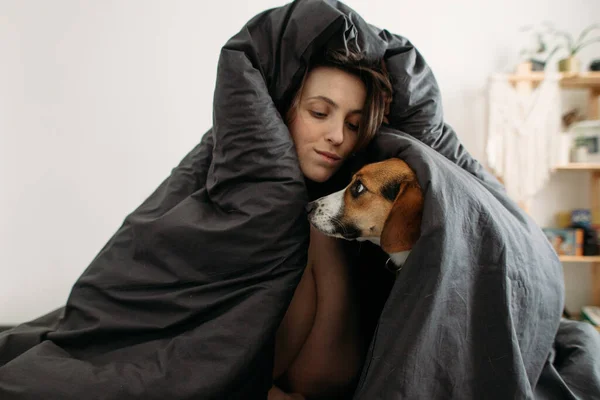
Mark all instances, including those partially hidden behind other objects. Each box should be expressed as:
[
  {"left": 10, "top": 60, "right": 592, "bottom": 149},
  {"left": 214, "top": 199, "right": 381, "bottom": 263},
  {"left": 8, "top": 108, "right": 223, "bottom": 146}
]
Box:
[
  {"left": 546, "top": 209, "right": 600, "bottom": 333},
  {"left": 542, "top": 209, "right": 599, "bottom": 256}
]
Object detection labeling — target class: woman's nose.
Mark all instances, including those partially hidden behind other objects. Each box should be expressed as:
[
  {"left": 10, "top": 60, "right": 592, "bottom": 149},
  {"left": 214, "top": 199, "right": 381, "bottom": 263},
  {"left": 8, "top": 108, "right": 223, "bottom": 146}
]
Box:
[{"left": 325, "top": 122, "right": 344, "bottom": 145}]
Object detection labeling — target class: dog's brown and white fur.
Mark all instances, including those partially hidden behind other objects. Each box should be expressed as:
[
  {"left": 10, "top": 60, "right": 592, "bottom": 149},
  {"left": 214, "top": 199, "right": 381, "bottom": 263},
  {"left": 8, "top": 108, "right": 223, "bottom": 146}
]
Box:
[
  {"left": 308, "top": 158, "right": 423, "bottom": 267},
  {"left": 270, "top": 159, "right": 423, "bottom": 400}
]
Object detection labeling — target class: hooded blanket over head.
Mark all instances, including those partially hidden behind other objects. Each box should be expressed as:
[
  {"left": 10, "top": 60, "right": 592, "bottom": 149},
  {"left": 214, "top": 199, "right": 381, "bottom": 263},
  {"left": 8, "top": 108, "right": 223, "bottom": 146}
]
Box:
[{"left": 1, "top": 1, "right": 599, "bottom": 399}]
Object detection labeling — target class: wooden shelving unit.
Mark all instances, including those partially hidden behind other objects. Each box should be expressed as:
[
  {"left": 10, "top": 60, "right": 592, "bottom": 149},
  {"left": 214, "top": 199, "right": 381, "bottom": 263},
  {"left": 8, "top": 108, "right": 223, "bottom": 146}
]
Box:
[
  {"left": 505, "top": 71, "right": 600, "bottom": 88},
  {"left": 505, "top": 68, "right": 600, "bottom": 308},
  {"left": 503, "top": 68, "right": 600, "bottom": 123},
  {"left": 555, "top": 166, "right": 600, "bottom": 306},
  {"left": 554, "top": 163, "right": 600, "bottom": 171},
  {"left": 560, "top": 255, "right": 600, "bottom": 263}
]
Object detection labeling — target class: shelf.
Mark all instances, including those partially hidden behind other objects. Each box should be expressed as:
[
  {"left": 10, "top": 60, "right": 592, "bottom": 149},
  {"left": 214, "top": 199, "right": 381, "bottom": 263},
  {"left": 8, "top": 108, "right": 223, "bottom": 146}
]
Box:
[
  {"left": 559, "top": 256, "right": 600, "bottom": 263},
  {"left": 554, "top": 163, "right": 600, "bottom": 171},
  {"left": 501, "top": 66, "right": 600, "bottom": 306},
  {"left": 503, "top": 72, "right": 600, "bottom": 89},
  {"left": 562, "top": 74, "right": 600, "bottom": 89}
]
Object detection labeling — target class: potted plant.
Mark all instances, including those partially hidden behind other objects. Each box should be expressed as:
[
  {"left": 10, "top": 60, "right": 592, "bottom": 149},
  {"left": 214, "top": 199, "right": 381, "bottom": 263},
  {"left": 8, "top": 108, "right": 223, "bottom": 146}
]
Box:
[
  {"left": 518, "top": 24, "right": 555, "bottom": 71},
  {"left": 545, "top": 23, "right": 600, "bottom": 73}
]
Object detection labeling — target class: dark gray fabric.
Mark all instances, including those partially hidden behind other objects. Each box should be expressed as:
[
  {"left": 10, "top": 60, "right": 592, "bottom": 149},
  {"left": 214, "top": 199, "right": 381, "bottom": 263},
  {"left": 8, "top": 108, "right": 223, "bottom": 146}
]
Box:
[
  {"left": 355, "top": 130, "right": 565, "bottom": 399},
  {"left": 535, "top": 319, "right": 600, "bottom": 400},
  {"left": 0, "top": 0, "right": 598, "bottom": 398}
]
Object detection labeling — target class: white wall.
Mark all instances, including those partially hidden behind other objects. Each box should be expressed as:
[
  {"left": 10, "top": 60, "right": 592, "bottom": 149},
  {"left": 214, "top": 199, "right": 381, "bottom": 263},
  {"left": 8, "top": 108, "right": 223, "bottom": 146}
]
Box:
[{"left": 1, "top": 0, "right": 599, "bottom": 325}]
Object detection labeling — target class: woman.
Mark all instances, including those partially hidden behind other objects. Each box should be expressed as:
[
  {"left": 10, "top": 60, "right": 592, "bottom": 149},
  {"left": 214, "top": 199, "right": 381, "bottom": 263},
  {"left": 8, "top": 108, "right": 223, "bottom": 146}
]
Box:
[{"left": 270, "top": 50, "right": 392, "bottom": 400}]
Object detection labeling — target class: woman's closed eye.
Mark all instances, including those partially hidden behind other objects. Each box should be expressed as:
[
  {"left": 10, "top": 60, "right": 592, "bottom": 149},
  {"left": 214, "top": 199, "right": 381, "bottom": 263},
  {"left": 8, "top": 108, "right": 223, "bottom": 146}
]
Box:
[
  {"left": 310, "top": 110, "right": 327, "bottom": 118},
  {"left": 346, "top": 122, "right": 359, "bottom": 132},
  {"left": 308, "top": 108, "right": 359, "bottom": 131}
]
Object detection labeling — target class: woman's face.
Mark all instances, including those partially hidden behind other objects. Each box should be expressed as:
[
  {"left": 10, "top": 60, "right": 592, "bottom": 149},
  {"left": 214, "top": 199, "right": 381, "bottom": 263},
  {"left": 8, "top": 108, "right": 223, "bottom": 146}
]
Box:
[{"left": 288, "top": 66, "right": 366, "bottom": 183}]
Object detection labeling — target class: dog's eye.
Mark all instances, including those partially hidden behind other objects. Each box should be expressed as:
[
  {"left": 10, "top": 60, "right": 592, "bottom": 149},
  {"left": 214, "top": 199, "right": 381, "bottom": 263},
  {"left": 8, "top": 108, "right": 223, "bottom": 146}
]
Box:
[{"left": 351, "top": 180, "right": 366, "bottom": 198}]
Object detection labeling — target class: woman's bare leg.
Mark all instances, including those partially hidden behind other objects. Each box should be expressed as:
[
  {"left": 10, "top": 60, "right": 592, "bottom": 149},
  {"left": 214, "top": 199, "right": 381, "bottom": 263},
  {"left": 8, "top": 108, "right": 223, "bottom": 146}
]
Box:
[
  {"left": 283, "top": 226, "right": 363, "bottom": 398},
  {"left": 273, "top": 262, "right": 317, "bottom": 379}
]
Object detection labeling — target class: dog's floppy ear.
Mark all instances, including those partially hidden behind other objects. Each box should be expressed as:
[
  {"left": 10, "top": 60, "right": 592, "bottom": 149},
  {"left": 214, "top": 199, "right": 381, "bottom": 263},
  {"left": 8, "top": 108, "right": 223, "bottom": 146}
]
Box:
[{"left": 380, "top": 180, "right": 424, "bottom": 253}]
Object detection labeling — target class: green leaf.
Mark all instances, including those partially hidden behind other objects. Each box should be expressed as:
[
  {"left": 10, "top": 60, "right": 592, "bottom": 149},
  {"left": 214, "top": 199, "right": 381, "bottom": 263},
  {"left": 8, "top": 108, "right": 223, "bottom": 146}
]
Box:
[
  {"left": 573, "top": 36, "right": 600, "bottom": 54},
  {"left": 576, "top": 23, "right": 600, "bottom": 46}
]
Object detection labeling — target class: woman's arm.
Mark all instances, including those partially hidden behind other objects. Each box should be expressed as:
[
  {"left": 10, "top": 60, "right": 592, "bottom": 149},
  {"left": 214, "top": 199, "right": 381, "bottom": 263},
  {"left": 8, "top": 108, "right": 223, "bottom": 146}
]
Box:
[{"left": 283, "top": 226, "right": 364, "bottom": 397}]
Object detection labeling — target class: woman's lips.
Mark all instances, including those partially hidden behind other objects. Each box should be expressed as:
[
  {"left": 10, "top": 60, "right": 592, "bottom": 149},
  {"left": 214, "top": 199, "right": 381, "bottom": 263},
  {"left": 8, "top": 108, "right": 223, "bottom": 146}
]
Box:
[{"left": 315, "top": 150, "right": 341, "bottom": 164}]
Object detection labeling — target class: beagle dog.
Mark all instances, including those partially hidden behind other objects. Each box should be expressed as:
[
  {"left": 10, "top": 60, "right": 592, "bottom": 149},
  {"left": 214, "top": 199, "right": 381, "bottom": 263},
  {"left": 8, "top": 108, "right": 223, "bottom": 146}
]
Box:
[{"left": 306, "top": 158, "right": 424, "bottom": 271}]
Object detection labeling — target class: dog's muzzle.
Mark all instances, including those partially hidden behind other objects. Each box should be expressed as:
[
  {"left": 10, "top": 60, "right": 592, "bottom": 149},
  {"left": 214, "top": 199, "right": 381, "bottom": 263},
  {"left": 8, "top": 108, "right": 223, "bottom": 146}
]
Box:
[{"left": 305, "top": 193, "right": 360, "bottom": 240}]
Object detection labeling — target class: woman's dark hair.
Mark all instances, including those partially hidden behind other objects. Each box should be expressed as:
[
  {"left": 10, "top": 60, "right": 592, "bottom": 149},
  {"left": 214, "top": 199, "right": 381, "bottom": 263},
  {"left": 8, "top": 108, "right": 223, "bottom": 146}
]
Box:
[{"left": 285, "top": 48, "right": 393, "bottom": 152}]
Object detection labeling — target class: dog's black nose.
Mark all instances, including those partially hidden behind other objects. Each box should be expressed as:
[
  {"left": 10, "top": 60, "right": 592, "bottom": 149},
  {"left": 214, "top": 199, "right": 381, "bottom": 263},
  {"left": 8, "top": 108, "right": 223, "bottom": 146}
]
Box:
[{"left": 305, "top": 202, "right": 317, "bottom": 214}]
